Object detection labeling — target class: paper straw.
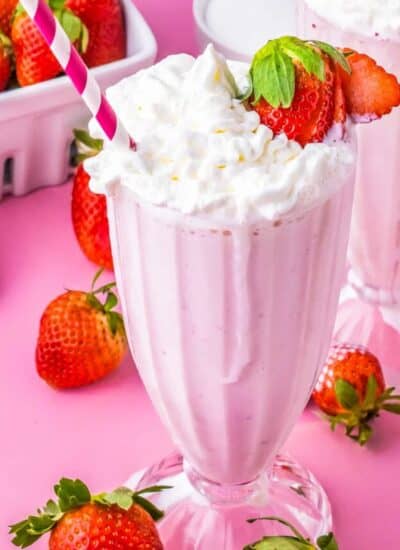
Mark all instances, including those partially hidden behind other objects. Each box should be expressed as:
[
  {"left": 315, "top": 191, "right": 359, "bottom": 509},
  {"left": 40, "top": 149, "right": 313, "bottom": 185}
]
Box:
[{"left": 19, "top": 0, "right": 135, "bottom": 149}]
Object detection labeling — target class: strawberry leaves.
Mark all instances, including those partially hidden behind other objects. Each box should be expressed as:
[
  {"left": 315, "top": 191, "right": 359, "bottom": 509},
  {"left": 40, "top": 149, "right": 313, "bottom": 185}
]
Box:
[
  {"left": 9, "top": 479, "right": 170, "bottom": 548},
  {"left": 326, "top": 374, "right": 400, "bottom": 445},
  {"left": 249, "top": 36, "right": 350, "bottom": 108},
  {"left": 93, "top": 485, "right": 171, "bottom": 521},
  {"left": 73, "top": 128, "right": 104, "bottom": 164},
  {"left": 9, "top": 479, "right": 89, "bottom": 548},
  {"left": 86, "top": 268, "right": 125, "bottom": 336},
  {"left": 244, "top": 517, "right": 338, "bottom": 549}
]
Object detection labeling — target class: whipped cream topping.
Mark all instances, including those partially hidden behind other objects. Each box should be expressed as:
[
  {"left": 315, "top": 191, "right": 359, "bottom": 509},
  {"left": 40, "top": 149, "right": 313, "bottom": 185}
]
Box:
[
  {"left": 304, "top": 0, "right": 400, "bottom": 41},
  {"left": 86, "top": 44, "right": 354, "bottom": 224}
]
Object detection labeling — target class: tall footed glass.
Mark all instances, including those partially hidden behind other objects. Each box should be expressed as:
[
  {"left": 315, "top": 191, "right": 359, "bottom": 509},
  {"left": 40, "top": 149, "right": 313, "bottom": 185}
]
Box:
[
  {"left": 298, "top": 0, "right": 400, "bottom": 381},
  {"left": 102, "top": 165, "right": 354, "bottom": 547}
]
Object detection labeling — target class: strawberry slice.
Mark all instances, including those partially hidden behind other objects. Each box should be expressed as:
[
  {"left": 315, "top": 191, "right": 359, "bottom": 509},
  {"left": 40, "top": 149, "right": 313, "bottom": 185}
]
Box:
[
  {"left": 332, "top": 63, "right": 347, "bottom": 124},
  {"left": 339, "top": 50, "right": 400, "bottom": 122}
]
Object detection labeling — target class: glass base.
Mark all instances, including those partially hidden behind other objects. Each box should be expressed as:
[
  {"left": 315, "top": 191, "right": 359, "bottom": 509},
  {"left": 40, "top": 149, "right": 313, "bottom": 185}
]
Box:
[{"left": 126, "top": 452, "right": 332, "bottom": 549}]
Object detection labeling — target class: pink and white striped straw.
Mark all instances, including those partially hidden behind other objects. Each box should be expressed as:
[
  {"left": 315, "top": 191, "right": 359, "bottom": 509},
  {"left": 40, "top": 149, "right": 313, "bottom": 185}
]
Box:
[{"left": 19, "top": 0, "right": 135, "bottom": 149}]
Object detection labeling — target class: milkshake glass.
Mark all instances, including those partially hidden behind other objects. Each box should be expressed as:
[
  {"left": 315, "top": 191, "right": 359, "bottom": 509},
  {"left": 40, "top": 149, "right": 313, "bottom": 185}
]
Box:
[
  {"left": 87, "top": 46, "right": 356, "bottom": 547},
  {"left": 298, "top": 0, "right": 400, "bottom": 380}
]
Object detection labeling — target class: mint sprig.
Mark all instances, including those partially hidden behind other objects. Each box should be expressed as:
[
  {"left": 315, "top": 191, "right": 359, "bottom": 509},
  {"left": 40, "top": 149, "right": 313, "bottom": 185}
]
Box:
[
  {"left": 244, "top": 517, "right": 338, "bottom": 549},
  {"left": 326, "top": 375, "right": 400, "bottom": 445},
  {"left": 248, "top": 36, "right": 351, "bottom": 108},
  {"left": 9, "top": 478, "right": 170, "bottom": 548}
]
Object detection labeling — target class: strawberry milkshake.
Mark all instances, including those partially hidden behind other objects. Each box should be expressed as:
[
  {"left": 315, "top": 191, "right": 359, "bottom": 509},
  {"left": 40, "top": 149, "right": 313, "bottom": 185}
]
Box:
[
  {"left": 299, "top": 0, "right": 400, "bottom": 379},
  {"left": 86, "top": 38, "right": 395, "bottom": 547}
]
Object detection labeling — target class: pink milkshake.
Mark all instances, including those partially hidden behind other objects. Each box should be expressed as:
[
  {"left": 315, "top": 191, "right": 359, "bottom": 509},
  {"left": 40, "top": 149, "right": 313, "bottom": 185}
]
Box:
[
  {"left": 87, "top": 43, "right": 356, "bottom": 546},
  {"left": 299, "top": 0, "right": 400, "bottom": 378}
]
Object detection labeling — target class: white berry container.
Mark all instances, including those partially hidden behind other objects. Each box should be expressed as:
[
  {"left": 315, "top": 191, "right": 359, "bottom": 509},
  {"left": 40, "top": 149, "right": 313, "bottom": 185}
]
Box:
[
  {"left": 0, "top": 0, "right": 157, "bottom": 200},
  {"left": 193, "top": 0, "right": 296, "bottom": 62}
]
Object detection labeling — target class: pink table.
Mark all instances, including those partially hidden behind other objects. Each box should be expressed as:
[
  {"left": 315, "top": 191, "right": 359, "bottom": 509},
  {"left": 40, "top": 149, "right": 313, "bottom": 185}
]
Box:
[{"left": 1, "top": 1, "right": 399, "bottom": 548}]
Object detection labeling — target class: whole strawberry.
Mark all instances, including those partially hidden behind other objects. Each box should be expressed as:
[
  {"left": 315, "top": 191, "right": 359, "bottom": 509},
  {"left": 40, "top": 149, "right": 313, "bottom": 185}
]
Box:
[
  {"left": 247, "top": 37, "right": 400, "bottom": 146},
  {"left": 9, "top": 478, "right": 168, "bottom": 548},
  {"left": 244, "top": 517, "right": 338, "bottom": 549},
  {"left": 313, "top": 343, "right": 400, "bottom": 445},
  {"left": 0, "top": 31, "right": 12, "bottom": 90},
  {"left": 71, "top": 130, "right": 113, "bottom": 270},
  {"left": 65, "top": 0, "right": 126, "bottom": 67},
  {"left": 0, "top": 0, "right": 17, "bottom": 36},
  {"left": 11, "top": 2, "right": 88, "bottom": 86},
  {"left": 36, "top": 270, "right": 126, "bottom": 389},
  {"left": 247, "top": 37, "right": 351, "bottom": 146}
]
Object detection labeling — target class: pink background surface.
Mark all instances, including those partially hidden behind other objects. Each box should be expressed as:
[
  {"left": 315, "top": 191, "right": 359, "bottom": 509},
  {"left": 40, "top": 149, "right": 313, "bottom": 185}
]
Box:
[{"left": 1, "top": 1, "right": 400, "bottom": 548}]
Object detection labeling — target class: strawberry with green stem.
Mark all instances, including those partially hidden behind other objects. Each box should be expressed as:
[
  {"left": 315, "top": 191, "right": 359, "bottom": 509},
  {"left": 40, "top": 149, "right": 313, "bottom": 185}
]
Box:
[
  {"left": 9, "top": 478, "right": 170, "bottom": 548},
  {"left": 71, "top": 129, "right": 113, "bottom": 270},
  {"left": 313, "top": 343, "right": 400, "bottom": 445},
  {"left": 36, "top": 268, "right": 126, "bottom": 389},
  {"left": 244, "top": 516, "right": 338, "bottom": 550},
  {"left": 11, "top": 0, "right": 88, "bottom": 86},
  {"left": 65, "top": 0, "right": 126, "bottom": 68},
  {"left": 245, "top": 36, "right": 400, "bottom": 146}
]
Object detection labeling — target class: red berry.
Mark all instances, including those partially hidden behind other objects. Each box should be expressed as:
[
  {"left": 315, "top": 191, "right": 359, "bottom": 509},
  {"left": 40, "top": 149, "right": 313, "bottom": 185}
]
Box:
[
  {"left": 339, "top": 50, "right": 400, "bottom": 122},
  {"left": 65, "top": 0, "right": 126, "bottom": 68},
  {"left": 72, "top": 164, "right": 113, "bottom": 271},
  {"left": 36, "top": 275, "right": 126, "bottom": 389}
]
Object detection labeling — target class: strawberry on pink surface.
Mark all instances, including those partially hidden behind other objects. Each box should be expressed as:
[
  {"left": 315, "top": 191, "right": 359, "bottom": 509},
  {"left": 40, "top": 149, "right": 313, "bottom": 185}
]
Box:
[
  {"left": 65, "top": 0, "right": 126, "bottom": 67},
  {"left": 313, "top": 343, "right": 400, "bottom": 445},
  {"left": 9, "top": 478, "right": 167, "bottom": 548},
  {"left": 36, "top": 270, "right": 127, "bottom": 389},
  {"left": 71, "top": 130, "right": 113, "bottom": 270}
]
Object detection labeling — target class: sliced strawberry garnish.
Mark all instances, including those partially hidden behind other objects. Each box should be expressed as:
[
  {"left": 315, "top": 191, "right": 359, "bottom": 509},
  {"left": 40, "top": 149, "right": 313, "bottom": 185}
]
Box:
[
  {"left": 297, "top": 59, "right": 335, "bottom": 145},
  {"left": 332, "top": 63, "right": 347, "bottom": 124},
  {"left": 247, "top": 37, "right": 351, "bottom": 146},
  {"left": 339, "top": 50, "right": 400, "bottom": 122}
]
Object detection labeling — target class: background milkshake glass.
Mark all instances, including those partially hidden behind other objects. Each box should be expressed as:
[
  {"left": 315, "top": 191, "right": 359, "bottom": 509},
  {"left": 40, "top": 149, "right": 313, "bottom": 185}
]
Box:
[
  {"left": 298, "top": 0, "right": 400, "bottom": 380},
  {"left": 87, "top": 48, "right": 356, "bottom": 547}
]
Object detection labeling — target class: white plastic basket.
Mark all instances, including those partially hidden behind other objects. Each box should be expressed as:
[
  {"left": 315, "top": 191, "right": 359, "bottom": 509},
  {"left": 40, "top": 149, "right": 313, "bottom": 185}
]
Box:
[{"left": 0, "top": 0, "right": 157, "bottom": 199}]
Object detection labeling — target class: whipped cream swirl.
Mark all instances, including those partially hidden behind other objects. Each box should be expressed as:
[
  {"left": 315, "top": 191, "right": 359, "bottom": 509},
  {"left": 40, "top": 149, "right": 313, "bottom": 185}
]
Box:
[
  {"left": 304, "top": 0, "right": 400, "bottom": 41},
  {"left": 86, "top": 44, "right": 354, "bottom": 224}
]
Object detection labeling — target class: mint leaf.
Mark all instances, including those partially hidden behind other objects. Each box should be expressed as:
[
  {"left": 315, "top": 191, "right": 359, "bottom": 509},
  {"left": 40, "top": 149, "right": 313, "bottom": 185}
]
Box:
[
  {"left": 335, "top": 379, "right": 359, "bottom": 410},
  {"left": 317, "top": 532, "right": 339, "bottom": 550},
  {"left": 310, "top": 41, "right": 351, "bottom": 73},
  {"left": 54, "top": 478, "right": 91, "bottom": 512}
]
